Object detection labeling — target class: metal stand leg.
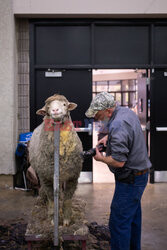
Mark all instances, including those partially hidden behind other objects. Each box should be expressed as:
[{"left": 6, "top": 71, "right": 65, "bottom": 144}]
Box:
[
  {"left": 81, "top": 240, "right": 86, "bottom": 250},
  {"left": 23, "top": 171, "right": 28, "bottom": 190},
  {"left": 54, "top": 123, "right": 60, "bottom": 246},
  {"left": 27, "top": 241, "right": 32, "bottom": 250}
]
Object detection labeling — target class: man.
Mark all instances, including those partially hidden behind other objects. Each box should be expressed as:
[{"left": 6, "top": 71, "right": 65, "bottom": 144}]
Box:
[{"left": 85, "top": 92, "right": 151, "bottom": 250}]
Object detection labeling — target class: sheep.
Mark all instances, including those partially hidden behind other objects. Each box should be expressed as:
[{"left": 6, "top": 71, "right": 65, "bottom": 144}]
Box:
[{"left": 29, "top": 94, "right": 83, "bottom": 227}]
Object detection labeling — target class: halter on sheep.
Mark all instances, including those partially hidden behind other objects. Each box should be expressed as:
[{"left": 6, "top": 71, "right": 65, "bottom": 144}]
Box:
[{"left": 28, "top": 94, "right": 84, "bottom": 239}]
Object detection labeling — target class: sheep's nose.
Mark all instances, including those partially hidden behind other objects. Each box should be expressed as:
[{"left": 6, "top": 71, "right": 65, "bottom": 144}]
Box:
[{"left": 52, "top": 109, "right": 60, "bottom": 114}]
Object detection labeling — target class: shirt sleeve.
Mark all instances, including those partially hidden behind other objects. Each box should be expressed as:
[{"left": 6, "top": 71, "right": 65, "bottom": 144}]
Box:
[{"left": 108, "top": 119, "right": 133, "bottom": 162}]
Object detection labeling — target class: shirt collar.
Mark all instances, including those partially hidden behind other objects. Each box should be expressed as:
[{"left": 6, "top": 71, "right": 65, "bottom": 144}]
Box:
[{"left": 109, "top": 105, "right": 120, "bottom": 122}]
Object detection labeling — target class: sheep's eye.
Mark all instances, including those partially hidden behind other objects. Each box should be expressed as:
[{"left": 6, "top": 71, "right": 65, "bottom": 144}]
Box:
[{"left": 63, "top": 103, "right": 66, "bottom": 106}]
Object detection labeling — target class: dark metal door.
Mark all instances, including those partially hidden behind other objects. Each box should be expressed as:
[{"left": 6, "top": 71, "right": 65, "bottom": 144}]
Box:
[
  {"left": 30, "top": 22, "right": 93, "bottom": 180},
  {"left": 30, "top": 69, "right": 92, "bottom": 173},
  {"left": 150, "top": 69, "right": 167, "bottom": 182}
]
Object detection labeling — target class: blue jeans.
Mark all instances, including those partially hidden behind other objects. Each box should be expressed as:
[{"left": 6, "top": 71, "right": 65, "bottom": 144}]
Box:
[{"left": 109, "top": 172, "right": 148, "bottom": 250}]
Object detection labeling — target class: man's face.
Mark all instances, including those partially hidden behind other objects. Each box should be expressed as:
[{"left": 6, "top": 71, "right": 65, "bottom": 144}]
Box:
[{"left": 94, "top": 109, "right": 109, "bottom": 122}]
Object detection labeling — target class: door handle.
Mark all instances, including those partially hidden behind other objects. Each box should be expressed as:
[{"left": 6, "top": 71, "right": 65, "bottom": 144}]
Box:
[
  {"left": 156, "top": 127, "right": 167, "bottom": 131},
  {"left": 141, "top": 125, "right": 146, "bottom": 131},
  {"left": 75, "top": 123, "right": 92, "bottom": 136},
  {"left": 141, "top": 122, "right": 150, "bottom": 132}
]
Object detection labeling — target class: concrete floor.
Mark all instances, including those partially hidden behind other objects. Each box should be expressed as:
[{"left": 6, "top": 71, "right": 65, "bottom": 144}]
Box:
[
  {"left": 76, "top": 183, "right": 167, "bottom": 250},
  {"left": 0, "top": 182, "right": 167, "bottom": 249}
]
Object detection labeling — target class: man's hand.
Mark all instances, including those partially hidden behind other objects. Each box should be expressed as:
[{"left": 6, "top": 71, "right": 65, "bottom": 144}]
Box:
[
  {"left": 97, "top": 135, "right": 108, "bottom": 147},
  {"left": 94, "top": 146, "right": 105, "bottom": 162},
  {"left": 94, "top": 146, "right": 125, "bottom": 168}
]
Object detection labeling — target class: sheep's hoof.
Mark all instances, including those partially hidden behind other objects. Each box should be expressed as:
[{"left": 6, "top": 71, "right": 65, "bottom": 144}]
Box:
[{"left": 63, "top": 219, "right": 70, "bottom": 227}]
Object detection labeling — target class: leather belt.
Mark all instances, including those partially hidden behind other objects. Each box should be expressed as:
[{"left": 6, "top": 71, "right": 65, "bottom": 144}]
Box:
[{"left": 134, "top": 169, "right": 149, "bottom": 176}]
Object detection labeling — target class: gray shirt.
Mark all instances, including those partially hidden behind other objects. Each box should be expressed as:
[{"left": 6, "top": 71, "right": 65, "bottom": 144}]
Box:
[{"left": 106, "top": 106, "right": 152, "bottom": 173}]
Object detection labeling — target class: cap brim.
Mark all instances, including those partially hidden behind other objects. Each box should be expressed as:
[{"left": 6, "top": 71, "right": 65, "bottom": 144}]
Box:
[{"left": 85, "top": 109, "right": 98, "bottom": 118}]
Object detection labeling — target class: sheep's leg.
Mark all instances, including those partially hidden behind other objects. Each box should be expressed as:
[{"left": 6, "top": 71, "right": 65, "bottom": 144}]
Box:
[
  {"left": 38, "top": 180, "right": 55, "bottom": 220},
  {"left": 63, "top": 199, "right": 72, "bottom": 226},
  {"left": 38, "top": 178, "right": 53, "bottom": 201},
  {"left": 63, "top": 178, "right": 78, "bottom": 226},
  {"left": 38, "top": 184, "right": 48, "bottom": 203}
]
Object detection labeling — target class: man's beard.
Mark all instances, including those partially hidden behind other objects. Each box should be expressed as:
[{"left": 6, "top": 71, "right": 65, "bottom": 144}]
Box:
[{"left": 101, "top": 116, "right": 110, "bottom": 127}]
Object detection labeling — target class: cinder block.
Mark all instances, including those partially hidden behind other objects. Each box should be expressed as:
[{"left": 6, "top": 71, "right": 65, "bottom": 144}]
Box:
[
  {"left": 19, "top": 74, "right": 29, "bottom": 85},
  {"left": 17, "top": 19, "right": 30, "bottom": 134}
]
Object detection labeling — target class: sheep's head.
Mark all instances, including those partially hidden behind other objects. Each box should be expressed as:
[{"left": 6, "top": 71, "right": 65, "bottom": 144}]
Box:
[{"left": 36, "top": 94, "right": 77, "bottom": 121}]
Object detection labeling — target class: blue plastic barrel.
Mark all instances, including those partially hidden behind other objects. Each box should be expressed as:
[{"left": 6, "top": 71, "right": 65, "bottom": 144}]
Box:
[{"left": 19, "top": 132, "right": 33, "bottom": 144}]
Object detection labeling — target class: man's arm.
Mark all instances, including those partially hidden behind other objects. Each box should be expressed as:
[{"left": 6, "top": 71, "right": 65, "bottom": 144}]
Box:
[{"left": 94, "top": 146, "right": 125, "bottom": 168}]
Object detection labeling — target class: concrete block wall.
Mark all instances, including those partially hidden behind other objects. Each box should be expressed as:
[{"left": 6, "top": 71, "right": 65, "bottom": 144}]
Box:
[
  {"left": 0, "top": 5, "right": 29, "bottom": 177},
  {"left": 17, "top": 19, "right": 30, "bottom": 134}
]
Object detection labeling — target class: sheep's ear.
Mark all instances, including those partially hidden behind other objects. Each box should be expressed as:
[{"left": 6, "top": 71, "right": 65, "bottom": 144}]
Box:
[
  {"left": 36, "top": 106, "right": 46, "bottom": 116},
  {"left": 68, "top": 102, "right": 77, "bottom": 111}
]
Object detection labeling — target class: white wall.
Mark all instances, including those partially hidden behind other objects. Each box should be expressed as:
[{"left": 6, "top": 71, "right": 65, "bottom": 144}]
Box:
[
  {"left": 0, "top": 0, "right": 18, "bottom": 174},
  {"left": 13, "top": 0, "right": 167, "bottom": 17}
]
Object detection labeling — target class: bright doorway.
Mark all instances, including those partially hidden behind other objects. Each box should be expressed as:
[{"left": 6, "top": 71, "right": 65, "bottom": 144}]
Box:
[{"left": 92, "top": 69, "right": 150, "bottom": 183}]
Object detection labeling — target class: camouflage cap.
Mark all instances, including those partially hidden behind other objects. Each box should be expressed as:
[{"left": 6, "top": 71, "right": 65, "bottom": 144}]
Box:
[{"left": 85, "top": 92, "right": 116, "bottom": 118}]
